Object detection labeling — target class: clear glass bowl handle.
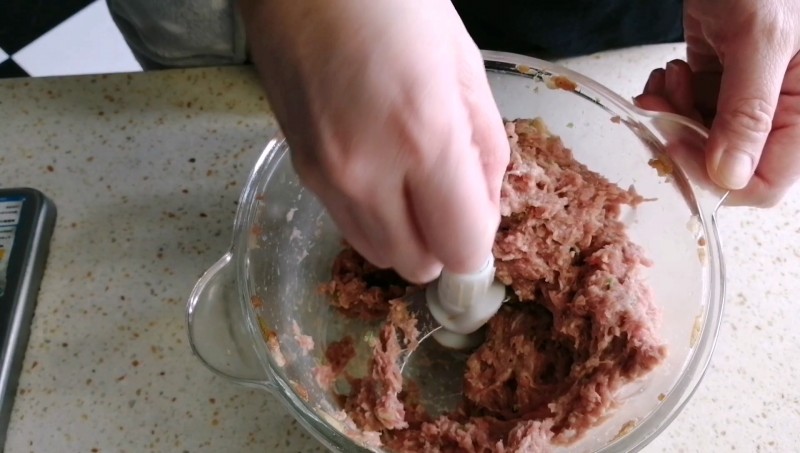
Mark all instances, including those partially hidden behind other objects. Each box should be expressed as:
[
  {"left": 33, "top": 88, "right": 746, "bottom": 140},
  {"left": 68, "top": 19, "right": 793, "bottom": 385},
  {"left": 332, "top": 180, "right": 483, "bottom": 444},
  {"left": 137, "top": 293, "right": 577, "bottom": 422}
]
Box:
[{"left": 186, "top": 252, "right": 274, "bottom": 390}]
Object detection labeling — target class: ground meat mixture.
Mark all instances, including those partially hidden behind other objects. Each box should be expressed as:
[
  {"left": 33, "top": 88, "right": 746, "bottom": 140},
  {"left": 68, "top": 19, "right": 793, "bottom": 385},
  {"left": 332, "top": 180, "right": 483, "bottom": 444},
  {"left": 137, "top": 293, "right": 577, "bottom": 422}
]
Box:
[
  {"left": 321, "top": 247, "right": 413, "bottom": 321},
  {"left": 314, "top": 336, "right": 357, "bottom": 390},
  {"left": 344, "top": 302, "right": 423, "bottom": 432},
  {"left": 319, "top": 118, "right": 667, "bottom": 452}
]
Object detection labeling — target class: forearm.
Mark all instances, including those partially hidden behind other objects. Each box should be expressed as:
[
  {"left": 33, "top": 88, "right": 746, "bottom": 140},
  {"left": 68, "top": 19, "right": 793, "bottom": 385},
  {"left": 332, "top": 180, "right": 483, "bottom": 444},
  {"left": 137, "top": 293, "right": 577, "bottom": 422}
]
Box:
[{"left": 237, "top": 0, "right": 341, "bottom": 61}]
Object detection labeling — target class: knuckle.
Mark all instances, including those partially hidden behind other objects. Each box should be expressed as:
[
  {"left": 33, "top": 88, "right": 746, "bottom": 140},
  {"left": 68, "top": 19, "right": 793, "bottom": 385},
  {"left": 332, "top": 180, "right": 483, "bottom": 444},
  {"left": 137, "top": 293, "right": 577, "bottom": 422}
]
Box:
[
  {"left": 288, "top": 135, "right": 379, "bottom": 202},
  {"left": 329, "top": 164, "right": 370, "bottom": 201},
  {"left": 759, "top": 17, "right": 793, "bottom": 51},
  {"left": 752, "top": 186, "right": 785, "bottom": 208},
  {"left": 320, "top": 149, "right": 374, "bottom": 201},
  {"left": 485, "top": 135, "right": 511, "bottom": 167},
  {"left": 720, "top": 97, "right": 774, "bottom": 140},
  {"left": 731, "top": 180, "right": 787, "bottom": 209},
  {"left": 291, "top": 149, "right": 369, "bottom": 203},
  {"left": 403, "top": 123, "right": 454, "bottom": 171},
  {"left": 388, "top": 104, "right": 447, "bottom": 170},
  {"left": 749, "top": 192, "right": 782, "bottom": 209},
  {"left": 455, "top": 40, "right": 485, "bottom": 77},
  {"left": 401, "top": 132, "right": 437, "bottom": 168},
  {"left": 755, "top": 196, "right": 781, "bottom": 209}
]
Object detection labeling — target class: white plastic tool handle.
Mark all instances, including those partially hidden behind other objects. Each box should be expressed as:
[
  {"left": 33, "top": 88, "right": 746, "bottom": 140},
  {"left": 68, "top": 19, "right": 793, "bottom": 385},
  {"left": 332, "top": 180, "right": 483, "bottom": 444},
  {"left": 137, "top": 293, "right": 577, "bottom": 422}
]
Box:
[{"left": 426, "top": 256, "right": 505, "bottom": 349}]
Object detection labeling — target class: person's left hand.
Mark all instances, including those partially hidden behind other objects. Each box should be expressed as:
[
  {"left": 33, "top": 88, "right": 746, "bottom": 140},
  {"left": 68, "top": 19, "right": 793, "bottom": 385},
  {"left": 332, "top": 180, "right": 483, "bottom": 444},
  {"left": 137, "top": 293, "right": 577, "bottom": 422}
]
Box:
[{"left": 636, "top": 0, "right": 800, "bottom": 207}]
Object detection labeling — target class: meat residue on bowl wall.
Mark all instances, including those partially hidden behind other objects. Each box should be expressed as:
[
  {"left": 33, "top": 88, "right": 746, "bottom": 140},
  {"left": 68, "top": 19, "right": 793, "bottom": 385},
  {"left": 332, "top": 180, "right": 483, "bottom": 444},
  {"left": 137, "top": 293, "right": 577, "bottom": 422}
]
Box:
[
  {"left": 292, "top": 320, "right": 314, "bottom": 355},
  {"left": 648, "top": 156, "right": 675, "bottom": 178},
  {"left": 317, "top": 118, "right": 667, "bottom": 452},
  {"left": 547, "top": 75, "right": 578, "bottom": 91}
]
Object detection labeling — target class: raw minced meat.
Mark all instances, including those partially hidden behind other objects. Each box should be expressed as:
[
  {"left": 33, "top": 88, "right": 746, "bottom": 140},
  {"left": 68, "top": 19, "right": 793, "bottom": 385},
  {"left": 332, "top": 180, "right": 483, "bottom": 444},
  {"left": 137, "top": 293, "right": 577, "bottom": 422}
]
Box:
[
  {"left": 314, "top": 336, "right": 357, "bottom": 389},
  {"left": 319, "top": 118, "right": 667, "bottom": 452},
  {"left": 320, "top": 247, "right": 413, "bottom": 321},
  {"left": 344, "top": 301, "right": 421, "bottom": 432}
]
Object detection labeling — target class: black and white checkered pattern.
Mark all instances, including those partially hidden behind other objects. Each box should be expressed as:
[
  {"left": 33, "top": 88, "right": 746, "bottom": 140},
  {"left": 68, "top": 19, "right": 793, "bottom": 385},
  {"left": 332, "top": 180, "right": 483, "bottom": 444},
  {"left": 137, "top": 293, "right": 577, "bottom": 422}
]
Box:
[{"left": 0, "top": 0, "right": 141, "bottom": 78}]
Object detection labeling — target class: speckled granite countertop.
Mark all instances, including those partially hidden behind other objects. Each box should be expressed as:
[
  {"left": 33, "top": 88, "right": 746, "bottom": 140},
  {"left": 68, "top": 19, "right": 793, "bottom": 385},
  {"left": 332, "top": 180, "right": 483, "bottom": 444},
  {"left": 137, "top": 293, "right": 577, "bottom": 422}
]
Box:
[{"left": 0, "top": 43, "right": 798, "bottom": 452}]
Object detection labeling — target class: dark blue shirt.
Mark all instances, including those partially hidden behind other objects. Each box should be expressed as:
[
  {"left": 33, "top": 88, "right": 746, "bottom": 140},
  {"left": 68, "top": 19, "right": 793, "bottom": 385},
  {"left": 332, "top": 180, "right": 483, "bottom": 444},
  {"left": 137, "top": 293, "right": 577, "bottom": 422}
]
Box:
[{"left": 454, "top": 0, "right": 684, "bottom": 58}]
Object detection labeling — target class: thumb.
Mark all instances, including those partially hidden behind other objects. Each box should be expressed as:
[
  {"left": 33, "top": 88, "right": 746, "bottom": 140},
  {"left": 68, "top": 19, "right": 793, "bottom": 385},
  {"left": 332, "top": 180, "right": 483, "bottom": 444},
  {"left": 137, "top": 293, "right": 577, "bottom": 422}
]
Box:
[{"left": 706, "top": 39, "right": 792, "bottom": 190}]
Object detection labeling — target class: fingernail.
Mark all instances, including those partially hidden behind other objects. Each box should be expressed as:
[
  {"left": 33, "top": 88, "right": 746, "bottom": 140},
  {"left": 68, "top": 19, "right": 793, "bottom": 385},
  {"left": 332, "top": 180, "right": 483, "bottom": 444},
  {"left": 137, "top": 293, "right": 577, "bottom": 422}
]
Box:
[
  {"left": 643, "top": 68, "right": 665, "bottom": 94},
  {"left": 715, "top": 151, "right": 754, "bottom": 189},
  {"left": 665, "top": 62, "right": 678, "bottom": 93}
]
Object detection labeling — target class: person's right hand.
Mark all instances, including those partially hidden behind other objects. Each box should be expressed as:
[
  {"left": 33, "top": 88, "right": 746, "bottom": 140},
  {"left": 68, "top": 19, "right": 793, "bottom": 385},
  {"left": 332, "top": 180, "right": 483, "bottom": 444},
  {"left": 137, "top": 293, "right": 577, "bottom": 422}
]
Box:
[{"left": 238, "top": 0, "right": 509, "bottom": 283}]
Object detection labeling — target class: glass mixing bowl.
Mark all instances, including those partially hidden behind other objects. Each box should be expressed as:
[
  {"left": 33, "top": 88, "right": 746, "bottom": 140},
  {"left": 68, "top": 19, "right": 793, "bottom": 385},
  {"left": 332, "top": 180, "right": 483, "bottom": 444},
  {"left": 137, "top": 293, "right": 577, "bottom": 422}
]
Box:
[{"left": 187, "top": 50, "right": 728, "bottom": 452}]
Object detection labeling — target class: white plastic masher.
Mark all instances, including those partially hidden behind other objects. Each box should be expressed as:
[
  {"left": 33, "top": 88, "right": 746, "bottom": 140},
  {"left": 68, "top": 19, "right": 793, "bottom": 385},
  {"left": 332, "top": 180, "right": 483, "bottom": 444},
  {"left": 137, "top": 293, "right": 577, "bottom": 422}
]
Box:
[{"left": 396, "top": 255, "right": 508, "bottom": 372}]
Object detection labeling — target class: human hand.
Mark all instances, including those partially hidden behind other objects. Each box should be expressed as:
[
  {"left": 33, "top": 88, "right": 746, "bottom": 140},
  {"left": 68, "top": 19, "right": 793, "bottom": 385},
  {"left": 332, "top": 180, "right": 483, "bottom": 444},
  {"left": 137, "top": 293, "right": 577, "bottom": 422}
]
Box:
[
  {"left": 238, "top": 0, "right": 509, "bottom": 282},
  {"left": 635, "top": 0, "right": 800, "bottom": 207}
]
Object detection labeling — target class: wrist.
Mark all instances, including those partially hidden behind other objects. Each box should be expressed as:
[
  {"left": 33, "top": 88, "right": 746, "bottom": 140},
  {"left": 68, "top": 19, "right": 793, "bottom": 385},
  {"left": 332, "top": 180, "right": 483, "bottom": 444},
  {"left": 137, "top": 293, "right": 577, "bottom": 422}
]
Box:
[{"left": 238, "top": 0, "right": 311, "bottom": 53}]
